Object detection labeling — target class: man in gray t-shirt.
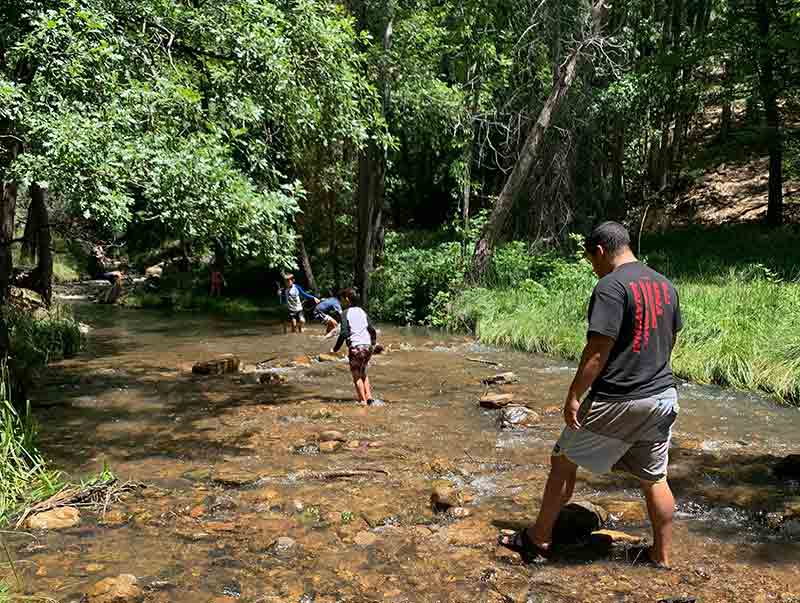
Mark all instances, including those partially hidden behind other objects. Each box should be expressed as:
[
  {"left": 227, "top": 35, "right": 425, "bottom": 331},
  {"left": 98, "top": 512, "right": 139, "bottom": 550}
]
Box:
[{"left": 499, "top": 221, "right": 682, "bottom": 568}]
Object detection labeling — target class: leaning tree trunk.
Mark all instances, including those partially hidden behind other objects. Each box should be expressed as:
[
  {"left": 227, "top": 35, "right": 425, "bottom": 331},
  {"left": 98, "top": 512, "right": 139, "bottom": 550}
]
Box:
[
  {"left": 756, "top": 0, "right": 783, "bottom": 227},
  {"left": 0, "top": 181, "right": 17, "bottom": 303},
  {"left": 470, "top": 0, "right": 607, "bottom": 281},
  {"left": 28, "top": 183, "right": 52, "bottom": 307},
  {"left": 297, "top": 234, "right": 317, "bottom": 293}
]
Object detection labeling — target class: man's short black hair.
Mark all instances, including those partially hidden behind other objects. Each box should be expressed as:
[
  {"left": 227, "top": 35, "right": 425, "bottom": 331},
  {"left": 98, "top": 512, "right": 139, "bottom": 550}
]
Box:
[{"left": 585, "top": 221, "right": 631, "bottom": 256}]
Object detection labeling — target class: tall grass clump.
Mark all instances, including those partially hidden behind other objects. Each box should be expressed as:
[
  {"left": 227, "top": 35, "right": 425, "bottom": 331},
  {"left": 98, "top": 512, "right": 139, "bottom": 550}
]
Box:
[
  {"left": 447, "top": 257, "right": 800, "bottom": 404},
  {"left": 5, "top": 305, "right": 82, "bottom": 371},
  {"left": 0, "top": 362, "right": 62, "bottom": 526}
]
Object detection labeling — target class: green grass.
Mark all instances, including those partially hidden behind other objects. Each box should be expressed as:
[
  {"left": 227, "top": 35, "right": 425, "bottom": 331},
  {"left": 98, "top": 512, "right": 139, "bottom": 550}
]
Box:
[
  {"left": 0, "top": 364, "right": 64, "bottom": 527},
  {"left": 447, "top": 233, "right": 800, "bottom": 404}
]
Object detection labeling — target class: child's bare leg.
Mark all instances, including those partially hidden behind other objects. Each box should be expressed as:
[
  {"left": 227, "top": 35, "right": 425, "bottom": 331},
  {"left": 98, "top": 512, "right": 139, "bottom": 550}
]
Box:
[
  {"left": 297, "top": 319, "right": 304, "bottom": 333},
  {"left": 364, "top": 375, "right": 373, "bottom": 401},
  {"left": 353, "top": 375, "right": 369, "bottom": 403},
  {"left": 291, "top": 319, "right": 298, "bottom": 333}
]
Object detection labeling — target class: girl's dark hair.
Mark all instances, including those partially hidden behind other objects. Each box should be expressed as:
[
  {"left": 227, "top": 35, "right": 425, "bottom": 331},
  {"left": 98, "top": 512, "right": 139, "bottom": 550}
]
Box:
[{"left": 338, "top": 287, "right": 361, "bottom": 307}]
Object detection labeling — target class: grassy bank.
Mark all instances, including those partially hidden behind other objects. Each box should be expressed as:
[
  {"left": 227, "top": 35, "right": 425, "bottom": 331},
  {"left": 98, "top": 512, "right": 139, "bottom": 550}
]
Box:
[{"left": 372, "top": 225, "right": 800, "bottom": 405}]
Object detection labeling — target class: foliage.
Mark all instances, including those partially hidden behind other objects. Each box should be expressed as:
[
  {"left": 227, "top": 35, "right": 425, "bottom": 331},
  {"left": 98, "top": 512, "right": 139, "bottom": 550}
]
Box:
[
  {"left": 0, "top": 362, "right": 64, "bottom": 526},
  {"left": 122, "top": 291, "right": 264, "bottom": 316},
  {"left": 5, "top": 305, "right": 82, "bottom": 372}
]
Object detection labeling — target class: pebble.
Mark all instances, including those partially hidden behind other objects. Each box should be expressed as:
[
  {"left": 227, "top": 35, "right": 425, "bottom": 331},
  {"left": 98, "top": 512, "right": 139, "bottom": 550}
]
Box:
[
  {"left": 319, "top": 430, "right": 346, "bottom": 442},
  {"left": 87, "top": 574, "right": 143, "bottom": 603},
  {"left": 319, "top": 441, "right": 342, "bottom": 453}
]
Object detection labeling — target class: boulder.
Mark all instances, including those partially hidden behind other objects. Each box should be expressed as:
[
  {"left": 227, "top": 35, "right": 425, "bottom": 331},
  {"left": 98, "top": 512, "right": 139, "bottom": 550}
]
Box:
[
  {"left": 498, "top": 406, "right": 540, "bottom": 430},
  {"left": 479, "top": 393, "right": 515, "bottom": 409},
  {"left": 319, "top": 441, "right": 342, "bottom": 453},
  {"left": 192, "top": 355, "right": 241, "bottom": 375},
  {"left": 319, "top": 430, "right": 346, "bottom": 442},
  {"left": 552, "top": 501, "right": 608, "bottom": 545},
  {"left": 317, "top": 353, "right": 341, "bottom": 363},
  {"left": 482, "top": 372, "right": 518, "bottom": 385},
  {"left": 87, "top": 574, "right": 143, "bottom": 603},
  {"left": 774, "top": 454, "right": 800, "bottom": 480},
  {"left": 27, "top": 506, "right": 81, "bottom": 530}
]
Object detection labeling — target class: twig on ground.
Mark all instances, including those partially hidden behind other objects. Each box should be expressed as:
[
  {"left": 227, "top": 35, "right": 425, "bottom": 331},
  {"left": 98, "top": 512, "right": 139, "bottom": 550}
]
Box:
[
  {"left": 466, "top": 357, "right": 502, "bottom": 366},
  {"left": 293, "top": 468, "right": 390, "bottom": 481}
]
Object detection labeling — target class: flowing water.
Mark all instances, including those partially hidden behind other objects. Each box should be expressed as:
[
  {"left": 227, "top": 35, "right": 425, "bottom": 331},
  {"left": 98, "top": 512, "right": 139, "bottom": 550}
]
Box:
[{"left": 6, "top": 304, "right": 800, "bottom": 603}]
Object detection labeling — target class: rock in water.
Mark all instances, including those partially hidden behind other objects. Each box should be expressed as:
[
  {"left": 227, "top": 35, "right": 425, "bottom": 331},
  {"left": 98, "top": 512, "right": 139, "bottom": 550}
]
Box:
[
  {"left": 192, "top": 355, "right": 241, "bottom": 375},
  {"left": 498, "top": 406, "right": 539, "bottom": 430},
  {"left": 589, "top": 529, "right": 644, "bottom": 547},
  {"left": 774, "top": 454, "right": 800, "bottom": 480},
  {"left": 87, "top": 574, "right": 144, "bottom": 603},
  {"left": 479, "top": 393, "right": 515, "bottom": 409},
  {"left": 27, "top": 506, "right": 81, "bottom": 530},
  {"left": 430, "top": 481, "right": 460, "bottom": 512},
  {"left": 317, "top": 353, "right": 340, "bottom": 362},
  {"left": 318, "top": 430, "right": 346, "bottom": 442},
  {"left": 291, "top": 355, "right": 313, "bottom": 367},
  {"left": 599, "top": 499, "right": 648, "bottom": 523},
  {"left": 552, "top": 501, "right": 608, "bottom": 545},
  {"left": 319, "top": 441, "right": 342, "bottom": 453},
  {"left": 259, "top": 372, "right": 287, "bottom": 385},
  {"left": 482, "top": 372, "right": 518, "bottom": 385}
]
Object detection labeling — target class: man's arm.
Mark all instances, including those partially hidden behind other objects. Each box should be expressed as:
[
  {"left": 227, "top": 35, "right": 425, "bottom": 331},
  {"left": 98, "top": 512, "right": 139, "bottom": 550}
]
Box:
[{"left": 563, "top": 333, "right": 615, "bottom": 429}]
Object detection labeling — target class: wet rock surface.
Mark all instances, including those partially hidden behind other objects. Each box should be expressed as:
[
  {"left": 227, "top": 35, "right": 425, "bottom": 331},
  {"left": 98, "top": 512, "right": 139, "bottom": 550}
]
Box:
[
  {"left": 497, "top": 405, "right": 539, "bottom": 429},
  {"left": 27, "top": 506, "right": 81, "bottom": 530},
  {"left": 192, "top": 355, "right": 241, "bottom": 375},
  {"left": 479, "top": 392, "right": 515, "bottom": 408},
  {"left": 87, "top": 574, "right": 143, "bottom": 603}
]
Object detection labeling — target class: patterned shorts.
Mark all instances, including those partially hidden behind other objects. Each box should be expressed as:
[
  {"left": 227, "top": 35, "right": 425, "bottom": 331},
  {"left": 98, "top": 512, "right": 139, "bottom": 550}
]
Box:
[{"left": 348, "top": 345, "right": 372, "bottom": 378}]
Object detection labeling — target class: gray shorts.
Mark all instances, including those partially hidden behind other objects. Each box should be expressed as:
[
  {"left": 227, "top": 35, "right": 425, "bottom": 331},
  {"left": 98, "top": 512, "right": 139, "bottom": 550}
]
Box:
[{"left": 553, "top": 387, "right": 678, "bottom": 482}]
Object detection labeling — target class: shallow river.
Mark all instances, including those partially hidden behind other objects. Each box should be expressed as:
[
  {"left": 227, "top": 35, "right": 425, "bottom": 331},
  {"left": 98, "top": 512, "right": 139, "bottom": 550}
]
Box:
[{"left": 7, "top": 305, "right": 800, "bottom": 602}]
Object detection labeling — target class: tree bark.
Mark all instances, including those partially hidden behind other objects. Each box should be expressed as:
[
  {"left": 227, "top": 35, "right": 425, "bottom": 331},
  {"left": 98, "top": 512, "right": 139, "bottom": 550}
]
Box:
[
  {"left": 354, "top": 13, "right": 393, "bottom": 308},
  {"left": 29, "top": 182, "right": 52, "bottom": 307},
  {"left": 297, "top": 234, "right": 317, "bottom": 293},
  {"left": 0, "top": 181, "right": 17, "bottom": 303},
  {"left": 328, "top": 189, "right": 339, "bottom": 292},
  {"left": 756, "top": 0, "right": 783, "bottom": 227},
  {"left": 470, "top": 0, "right": 607, "bottom": 281}
]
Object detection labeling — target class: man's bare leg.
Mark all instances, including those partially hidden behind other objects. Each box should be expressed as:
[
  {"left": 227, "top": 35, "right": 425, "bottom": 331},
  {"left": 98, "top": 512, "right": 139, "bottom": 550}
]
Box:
[
  {"left": 641, "top": 479, "right": 674, "bottom": 567},
  {"left": 528, "top": 454, "right": 578, "bottom": 549},
  {"left": 290, "top": 319, "right": 298, "bottom": 333},
  {"left": 297, "top": 320, "right": 304, "bottom": 333}
]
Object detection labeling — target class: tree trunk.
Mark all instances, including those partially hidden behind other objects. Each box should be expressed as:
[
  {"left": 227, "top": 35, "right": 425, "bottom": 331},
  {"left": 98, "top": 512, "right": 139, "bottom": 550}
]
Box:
[
  {"left": 0, "top": 181, "right": 16, "bottom": 303},
  {"left": 354, "top": 14, "right": 393, "bottom": 308},
  {"left": 328, "top": 189, "right": 339, "bottom": 291},
  {"left": 610, "top": 115, "right": 626, "bottom": 220},
  {"left": 29, "top": 182, "right": 52, "bottom": 307},
  {"left": 297, "top": 234, "right": 317, "bottom": 293},
  {"left": 470, "top": 0, "right": 606, "bottom": 281},
  {"left": 756, "top": 0, "right": 783, "bottom": 227}
]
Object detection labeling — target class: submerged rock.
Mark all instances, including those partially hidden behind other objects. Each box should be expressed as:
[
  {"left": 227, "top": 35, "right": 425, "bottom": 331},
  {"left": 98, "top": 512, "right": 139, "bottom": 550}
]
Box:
[
  {"left": 479, "top": 393, "right": 515, "bottom": 409},
  {"left": 27, "top": 506, "right": 81, "bottom": 530},
  {"left": 269, "top": 536, "right": 297, "bottom": 557},
  {"left": 192, "top": 355, "right": 241, "bottom": 375},
  {"left": 317, "top": 353, "right": 341, "bottom": 362},
  {"left": 482, "top": 372, "right": 518, "bottom": 385},
  {"left": 291, "top": 355, "right": 313, "bottom": 368},
  {"left": 498, "top": 406, "right": 539, "bottom": 430},
  {"left": 600, "top": 499, "right": 648, "bottom": 523},
  {"left": 212, "top": 467, "right": 259, "bottom": 487},
  {"left": 552, "top": 501, "right": 608, "bottom": 545},
  {"left": 87, "top": 574, "right": 143, "bottom": 603},
  {"left": 354, "top": 531, "right": 378, "bottom": 546}
]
